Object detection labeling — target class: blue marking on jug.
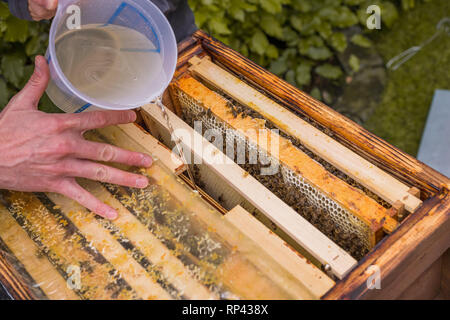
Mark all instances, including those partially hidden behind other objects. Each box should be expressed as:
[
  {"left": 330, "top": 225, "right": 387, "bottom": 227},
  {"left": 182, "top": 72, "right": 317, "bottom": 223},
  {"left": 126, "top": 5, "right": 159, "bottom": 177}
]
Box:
[
  {"left": 103, "top": 2, "right": 161, "bottom": 53},
  {"left": 75, "top": 103, "right": 92, "bottom": 113}
]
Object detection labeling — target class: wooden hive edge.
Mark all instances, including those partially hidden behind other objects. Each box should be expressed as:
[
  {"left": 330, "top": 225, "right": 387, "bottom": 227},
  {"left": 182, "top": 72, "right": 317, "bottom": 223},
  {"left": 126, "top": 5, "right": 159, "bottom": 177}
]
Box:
[
  {"left": 323, "top": 188, "right": 450, "bottom": 299},
  {"left": 0, "top": 240, "right": 36, "bottom": 300},
  {"left": 225, "top": 205, "right": 335, "bottom": 299},
  {"left": 0, "top": 204, "right": 79, "bottom": 300}
]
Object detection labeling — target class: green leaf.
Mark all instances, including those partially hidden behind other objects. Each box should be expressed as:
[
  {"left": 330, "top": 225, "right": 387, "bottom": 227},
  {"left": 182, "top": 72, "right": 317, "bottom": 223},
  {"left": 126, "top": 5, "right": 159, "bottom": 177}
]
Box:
[
  {"left": 250, "top": 30, "right": 269, "bottom": 55},
  {"left": 1, "top": 54, "right": 26, "bottom": 88},
  {"left": 261, "top": 14, "right": 284, "bottom": 39},
  {"left": 310, "top": 87, "right": 322, "bottom": 100},
  {"left": 0, "top": 2, "right": 10, "bottom": 19},
  {"left": 193, "top": 10, "right": 208, "bottom": 27},
  {"left": 259, "top": 0, "right": 282, "bottom": 13},
  {"left": 305, "top": 46, "right": 332, "bottom": 60},
  {"left": 285, "top": 69, "right": 296, "bottom": 86},
  {"left": 380, "top": 1, "right": 399, "bottom": 28},
  {"left": 241, "top": 1, "right": 258, "bottom": 12},
  {"left": 295, "top": 64, "right": 312, "bottom": 86},
  {"left": 344, "top": 0, "right": 365, "bottom": 4},
  {"left": 281, "top": 48, "right": 298, "bottom": 59},
  {"left": 318, "top": 7, "right": 339, "bottom": 22},
  {"left": 4, "top": 16, "right": 29, "bottom": 43},
  {"left": 351, "top": 34, "right": 372, "bottom": 48},
  {"left": 349, "top": 54, "right": 360, "bottom": 72},
  {"left": 298, "top": 36, "right": 324, "bottom": 53},
  {"left": 325, "top": 6, "right": 358, "bottom": 28},
  {"left": 25, "top": 36, "right": 44, "bottom": 56},
  {"left": 401, "top": 0, "right": 416, "bottom": 10},
  {"left": 229, "top": 37, "right": 241, "bottom": 51},
  {"left": 266, "top": 44, "right": 279, "bottom": 59},
  {"left": 269, "top": 56, "right": 288, "bottom": 76},
  {"left": 329, "top": 32, "right": 348, "bottom": 52},
  {"left": 239, "top": 43, "right": 249, "bottom": 57},
  {"left": 282, "top": 27, "right": 299, "bottom": 47},
  {"left": 290, "top": 16, "right": 303, "bottom": 32},
  {"left": 300, "top": 15, "right": 322, "bottom": 36},
  {"left": 208, "top": 19, "right": 232, "bottom": 35},
  {"left": 0, "top": 19, "right": 7, "bottom": 33},
  {"left": 316, "top": 22, "right": 332, "bottom": 39},
  {"left": 291, "top": 0, "right": 312, "bottom": 12},
  {"left": 0, "top": 77, "right": 11, "bottom": 108},
  {"left": 315, "top": 64, "right": 343, "bottom": 79},
  {"left": 230, "top": 7, "right": 245, "bottom": 22},
  {"left": 337, "top": 7, "right": 359, "bottom": 28},
  {"left": 298, "top": 36, "right": 333, "bottom": 60}
]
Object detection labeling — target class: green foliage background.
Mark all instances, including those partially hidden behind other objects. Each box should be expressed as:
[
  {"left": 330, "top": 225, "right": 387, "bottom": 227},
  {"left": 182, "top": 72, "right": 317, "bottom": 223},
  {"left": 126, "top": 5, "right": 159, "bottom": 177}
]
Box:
[
  {"left": 366, "top": 0, "right": 450, "bottom": 155},
  {"left": 0, "top": 0, "right": 430, "bottom": 111},
  {"left": 0, "top": 2, "right": 57, "bottom": 111},
  {"left": 189, "top": 0, "right": 430, "bottom": 96}
]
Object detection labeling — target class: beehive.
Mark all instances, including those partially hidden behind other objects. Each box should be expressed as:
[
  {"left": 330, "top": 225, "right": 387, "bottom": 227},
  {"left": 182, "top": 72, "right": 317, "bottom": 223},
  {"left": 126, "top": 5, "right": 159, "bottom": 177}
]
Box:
[
  {"left": 0, "top": 30, "right": 448, "bottom": 300},
  {"left": 139, "top": 32, "right": 448, "bottom": 299},
  {"left": 173, "top": 74, "right": 398, "bottom": 256}
]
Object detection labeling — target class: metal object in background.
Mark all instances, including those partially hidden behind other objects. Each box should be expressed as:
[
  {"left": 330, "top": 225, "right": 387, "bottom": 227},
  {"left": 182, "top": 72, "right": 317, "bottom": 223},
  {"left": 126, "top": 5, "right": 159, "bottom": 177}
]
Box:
[
  {"left": 418, "top": 90, "right": 450, "bottom": 178},
  {"left": 387, "top": 17, "right": 450, "bottom": 70},
  {"left": 155, "top": 96, "right": 198, "bottom": 190}
]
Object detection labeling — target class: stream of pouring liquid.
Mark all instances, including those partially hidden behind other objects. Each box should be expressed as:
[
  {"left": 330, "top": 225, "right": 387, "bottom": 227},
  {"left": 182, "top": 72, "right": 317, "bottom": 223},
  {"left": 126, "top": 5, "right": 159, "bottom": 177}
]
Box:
[{"left": 156, "top": 99, "right": 198, "bottom": 190}]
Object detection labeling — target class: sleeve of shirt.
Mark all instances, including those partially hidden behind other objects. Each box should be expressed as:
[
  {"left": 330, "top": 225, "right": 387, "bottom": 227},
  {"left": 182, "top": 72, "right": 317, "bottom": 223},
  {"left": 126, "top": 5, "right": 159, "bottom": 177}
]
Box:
[
  {"left": 2, "top": 0, "right": 197, "bottom": 42},
  {"left": 3, "top": 0, "right": 33, "bottom": 20},
  {"left": 151, "top": 0, "right": 198, "bottom": 43}
]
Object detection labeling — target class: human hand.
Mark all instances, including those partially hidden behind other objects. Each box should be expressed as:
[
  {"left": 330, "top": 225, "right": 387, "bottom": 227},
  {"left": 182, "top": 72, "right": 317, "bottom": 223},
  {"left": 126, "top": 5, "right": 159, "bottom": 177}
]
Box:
[
  {"left": 0, "top": 56, "right": 153, "bottom": 220},
  {"left": 28, "top": 0, "right": 58, "bottom": 21}
]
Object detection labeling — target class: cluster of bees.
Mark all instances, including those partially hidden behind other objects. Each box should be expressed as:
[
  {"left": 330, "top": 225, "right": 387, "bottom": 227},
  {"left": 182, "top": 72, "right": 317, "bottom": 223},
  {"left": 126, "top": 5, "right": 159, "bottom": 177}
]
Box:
[
  {"left": 280, "top": 131, "right": 391, "bottom": 209},
  {"left": 240, "top": 155, "right": 368, "bottom": 260}
]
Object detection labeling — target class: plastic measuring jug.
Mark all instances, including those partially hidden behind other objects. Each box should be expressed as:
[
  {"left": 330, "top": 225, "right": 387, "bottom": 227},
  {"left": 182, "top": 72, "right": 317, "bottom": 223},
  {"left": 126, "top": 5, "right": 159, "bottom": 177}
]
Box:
[{"left": 45, "top": 0, "right": 178, "bottom": 113}]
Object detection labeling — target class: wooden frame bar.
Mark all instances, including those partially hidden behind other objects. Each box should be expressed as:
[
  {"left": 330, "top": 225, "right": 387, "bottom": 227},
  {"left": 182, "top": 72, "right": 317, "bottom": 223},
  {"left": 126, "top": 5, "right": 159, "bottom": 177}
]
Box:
[{"left": 225, "top": 205, "right": 335, "bottom": 299}]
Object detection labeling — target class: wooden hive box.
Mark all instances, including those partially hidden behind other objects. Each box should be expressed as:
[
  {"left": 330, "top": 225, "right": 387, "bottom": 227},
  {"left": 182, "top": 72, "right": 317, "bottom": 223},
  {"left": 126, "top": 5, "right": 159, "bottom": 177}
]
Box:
[{"left": 0, "top": 30, "right": 449, "bottom": 300}]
